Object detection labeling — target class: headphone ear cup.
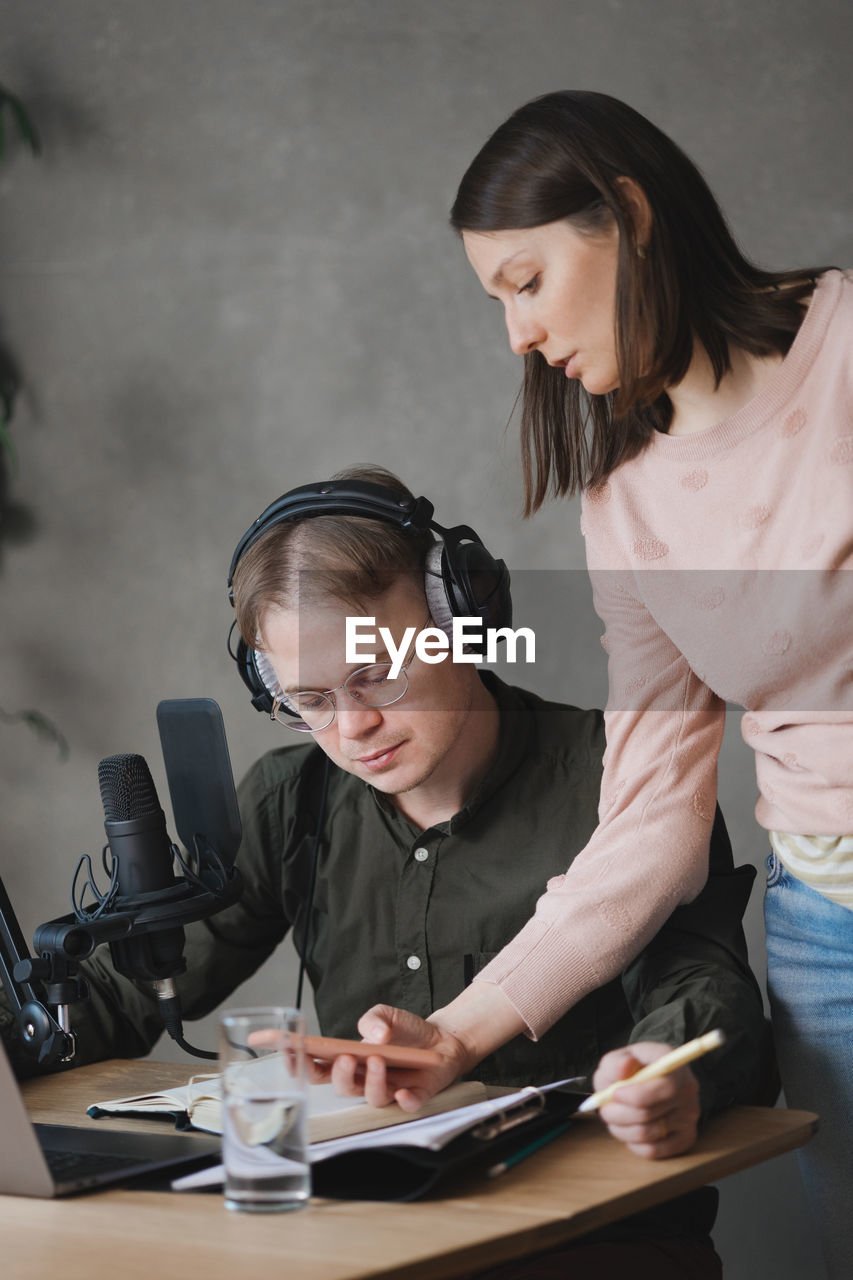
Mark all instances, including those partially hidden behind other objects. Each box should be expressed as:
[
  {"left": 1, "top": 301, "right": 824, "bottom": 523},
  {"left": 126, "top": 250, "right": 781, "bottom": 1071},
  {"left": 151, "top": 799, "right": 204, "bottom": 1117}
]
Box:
[
  {"left": 233, "top": 633, "right": 279, "bottom": 714},
  {"left": 424, "top": 542, "right": 454, "bottom": 639},
  {"left": 447, "top": 540, "right": 513, "bottom": 631},
  {"left": 252, "top": 648, "right": 280, "bottom": 707}
]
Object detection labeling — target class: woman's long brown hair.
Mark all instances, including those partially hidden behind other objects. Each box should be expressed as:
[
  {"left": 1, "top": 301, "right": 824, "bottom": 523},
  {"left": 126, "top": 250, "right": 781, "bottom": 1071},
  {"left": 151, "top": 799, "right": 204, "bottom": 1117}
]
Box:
[{"left": 451, "top": 90, "right": 824, "bottom": 512}]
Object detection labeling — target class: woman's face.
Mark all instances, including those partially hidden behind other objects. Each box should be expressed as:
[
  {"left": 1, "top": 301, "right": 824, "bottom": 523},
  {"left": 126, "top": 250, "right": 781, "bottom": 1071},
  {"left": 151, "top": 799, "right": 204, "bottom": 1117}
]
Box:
[{"left": 462, "top": 218, "right": 621, "bottom": 396}]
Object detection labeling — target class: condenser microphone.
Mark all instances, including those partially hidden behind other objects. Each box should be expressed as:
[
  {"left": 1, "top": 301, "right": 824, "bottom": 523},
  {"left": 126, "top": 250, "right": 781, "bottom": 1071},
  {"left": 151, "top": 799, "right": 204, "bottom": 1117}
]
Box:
[
  {"left": 98, "top": 753, "right": 187, "bottom": 987},
  {"left": 17, "top": 705, "right": 242, "bottom": 1064},
  {"left": 99, "top": 754, "right": 177, "bottom": 900}
]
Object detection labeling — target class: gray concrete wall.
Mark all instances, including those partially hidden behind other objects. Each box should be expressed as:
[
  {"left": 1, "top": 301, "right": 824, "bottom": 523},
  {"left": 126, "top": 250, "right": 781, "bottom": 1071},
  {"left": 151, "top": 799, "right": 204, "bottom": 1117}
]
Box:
[{"left": 1, "top": 2, "right": 850, "bottom": 1274}]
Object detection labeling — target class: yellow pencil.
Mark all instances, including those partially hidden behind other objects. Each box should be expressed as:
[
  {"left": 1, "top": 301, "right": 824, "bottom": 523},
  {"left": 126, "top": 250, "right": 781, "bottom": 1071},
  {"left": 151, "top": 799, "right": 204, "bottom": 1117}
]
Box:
[{"left": 576, "top": 1028, "right": 726, "bottom": 1114}]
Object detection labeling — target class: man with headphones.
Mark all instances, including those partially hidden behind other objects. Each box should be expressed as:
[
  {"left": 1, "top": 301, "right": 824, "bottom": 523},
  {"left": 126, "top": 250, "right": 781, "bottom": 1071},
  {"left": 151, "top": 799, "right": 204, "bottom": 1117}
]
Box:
[{"left": 2, "top": 464, "right": 767, "bottom": 1275}]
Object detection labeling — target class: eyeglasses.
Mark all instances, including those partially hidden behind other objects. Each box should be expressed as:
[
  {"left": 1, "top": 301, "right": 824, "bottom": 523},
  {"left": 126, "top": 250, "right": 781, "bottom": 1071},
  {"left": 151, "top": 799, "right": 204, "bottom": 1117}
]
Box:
[{"left": 271, "top": 616, "right": 430, "bottom": 733}]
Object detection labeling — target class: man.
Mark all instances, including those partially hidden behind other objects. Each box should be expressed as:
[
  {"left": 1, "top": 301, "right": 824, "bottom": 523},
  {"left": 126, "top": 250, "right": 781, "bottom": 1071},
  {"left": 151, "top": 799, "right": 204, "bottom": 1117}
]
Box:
[{"left": 1, "top": 466, "right": 770, "bottom": 1275}]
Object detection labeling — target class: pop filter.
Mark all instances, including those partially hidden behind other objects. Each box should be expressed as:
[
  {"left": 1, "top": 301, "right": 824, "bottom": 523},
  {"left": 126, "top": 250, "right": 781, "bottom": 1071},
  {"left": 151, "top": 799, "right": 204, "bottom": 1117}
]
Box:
[{"left": 156, "top": 698, "right": 242, "bottom": 868}]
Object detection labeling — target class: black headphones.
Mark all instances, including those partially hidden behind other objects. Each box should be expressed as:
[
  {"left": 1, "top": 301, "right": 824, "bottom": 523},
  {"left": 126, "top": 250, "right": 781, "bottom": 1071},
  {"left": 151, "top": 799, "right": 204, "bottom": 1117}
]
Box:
[{"left": 227, "top": 479, "right": 512, "bottom": 714}]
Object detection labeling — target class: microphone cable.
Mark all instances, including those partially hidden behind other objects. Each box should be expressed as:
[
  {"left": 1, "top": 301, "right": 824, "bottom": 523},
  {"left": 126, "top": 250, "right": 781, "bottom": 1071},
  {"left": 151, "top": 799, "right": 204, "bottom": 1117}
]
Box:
[
  {"left": 152, "top": 831, "right": 239, "bottom": 1060},
  {"left": 70, "top": 832, "right": 236, "bottom": 1062},
  {"left": 154, "top": 833, "right": 235, "bottom": 1059},
  {"left": 154, "top": 990, "right": 218, "bottom": 1060},
  {"left": 295, "top": 753, "right": 331, "bottom": 1011}
]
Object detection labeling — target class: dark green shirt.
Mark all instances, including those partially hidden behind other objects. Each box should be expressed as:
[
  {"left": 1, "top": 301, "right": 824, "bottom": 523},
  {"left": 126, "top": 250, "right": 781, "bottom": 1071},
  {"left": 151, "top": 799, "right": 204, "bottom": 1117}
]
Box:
[{"left": 2, "top": 674, "right": 769, "bottom": 1118}]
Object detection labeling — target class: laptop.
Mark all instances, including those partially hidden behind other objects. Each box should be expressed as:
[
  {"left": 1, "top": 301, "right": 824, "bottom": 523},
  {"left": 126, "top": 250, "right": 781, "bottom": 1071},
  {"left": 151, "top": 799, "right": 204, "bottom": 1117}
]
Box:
[{"left": 0, "top": 1043, "right": 221, "bottom": 1197}]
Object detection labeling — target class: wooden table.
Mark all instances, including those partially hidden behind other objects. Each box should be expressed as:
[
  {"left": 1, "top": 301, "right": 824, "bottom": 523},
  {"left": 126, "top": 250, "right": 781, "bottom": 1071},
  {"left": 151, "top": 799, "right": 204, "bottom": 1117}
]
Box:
[{"left": 4, "top": 1059, "right": 816, "bottom": 1280}]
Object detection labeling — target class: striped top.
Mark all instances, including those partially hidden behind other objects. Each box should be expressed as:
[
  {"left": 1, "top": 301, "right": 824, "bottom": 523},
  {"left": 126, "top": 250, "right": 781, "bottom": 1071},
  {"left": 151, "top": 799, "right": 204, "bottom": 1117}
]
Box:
[{"left": 770, "top": 832, "right": 853, "bottom": 908}]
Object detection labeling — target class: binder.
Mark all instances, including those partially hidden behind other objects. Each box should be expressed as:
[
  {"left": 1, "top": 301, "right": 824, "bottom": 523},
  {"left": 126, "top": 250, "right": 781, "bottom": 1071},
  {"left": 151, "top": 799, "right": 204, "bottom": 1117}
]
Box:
[{"left": 310, "top": 1087, "right": 585, "bottom": 1201}]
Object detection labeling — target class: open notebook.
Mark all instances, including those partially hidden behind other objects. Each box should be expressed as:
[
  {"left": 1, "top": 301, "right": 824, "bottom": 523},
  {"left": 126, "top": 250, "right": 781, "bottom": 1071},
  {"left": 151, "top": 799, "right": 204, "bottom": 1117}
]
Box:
[{"left": 88, "top": 1066, "right": 489, "bottom": 1143}]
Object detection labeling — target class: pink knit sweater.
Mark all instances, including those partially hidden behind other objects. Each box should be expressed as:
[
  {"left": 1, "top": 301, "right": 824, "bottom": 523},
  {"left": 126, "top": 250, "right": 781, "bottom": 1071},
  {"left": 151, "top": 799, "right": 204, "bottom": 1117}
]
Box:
[{"left": 477, "top": 268, "right": 853, "bottom": 1039}]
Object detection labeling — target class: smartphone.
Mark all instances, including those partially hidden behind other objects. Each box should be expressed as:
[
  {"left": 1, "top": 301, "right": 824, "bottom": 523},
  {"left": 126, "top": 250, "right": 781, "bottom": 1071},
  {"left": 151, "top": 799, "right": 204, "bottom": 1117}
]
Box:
[
  {"left": 303, "top": 1035, "right": 443, "bottom": 1068},
  {"left": 246, "top": 1030, "right": 443, "bottom": 1068}
]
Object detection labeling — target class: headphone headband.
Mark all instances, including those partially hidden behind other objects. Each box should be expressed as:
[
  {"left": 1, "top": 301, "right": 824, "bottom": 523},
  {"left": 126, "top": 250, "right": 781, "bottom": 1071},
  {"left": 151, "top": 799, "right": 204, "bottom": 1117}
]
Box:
[{"left": 227, "top": 481, "right": 438, "bottom": 595}]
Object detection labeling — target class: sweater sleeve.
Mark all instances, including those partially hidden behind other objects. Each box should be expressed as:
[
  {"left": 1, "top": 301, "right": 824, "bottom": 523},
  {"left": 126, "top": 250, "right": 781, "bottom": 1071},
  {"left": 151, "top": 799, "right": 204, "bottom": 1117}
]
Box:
[
  {"left": 622, "top": 806, "right": 773, "bottom": 1119},
  {"left": 475, "top": 496, "right": 727, "bottom": 1039}
]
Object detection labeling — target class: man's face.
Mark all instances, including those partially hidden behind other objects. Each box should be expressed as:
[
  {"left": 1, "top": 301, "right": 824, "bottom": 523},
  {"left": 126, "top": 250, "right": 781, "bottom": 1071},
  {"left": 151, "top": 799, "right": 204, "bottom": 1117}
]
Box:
[{"left": 260, "top": 577, "right": 479, "bottom": 799}]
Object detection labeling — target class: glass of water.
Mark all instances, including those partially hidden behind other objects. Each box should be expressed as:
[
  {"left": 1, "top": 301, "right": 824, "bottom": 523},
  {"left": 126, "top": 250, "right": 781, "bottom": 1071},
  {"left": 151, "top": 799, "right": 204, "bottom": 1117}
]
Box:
[{"left": 219, "top": 1007, "right": 311, "bottom": 1213}]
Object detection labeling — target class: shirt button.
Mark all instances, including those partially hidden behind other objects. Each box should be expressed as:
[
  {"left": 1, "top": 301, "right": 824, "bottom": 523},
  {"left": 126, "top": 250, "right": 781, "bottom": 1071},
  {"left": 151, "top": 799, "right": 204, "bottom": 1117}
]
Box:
[
  {"left": 406, "top": 955, "right": 421, "bottom": 971},
  {"left": 414, "top": 847, "right": 429, "bottom": 862}
]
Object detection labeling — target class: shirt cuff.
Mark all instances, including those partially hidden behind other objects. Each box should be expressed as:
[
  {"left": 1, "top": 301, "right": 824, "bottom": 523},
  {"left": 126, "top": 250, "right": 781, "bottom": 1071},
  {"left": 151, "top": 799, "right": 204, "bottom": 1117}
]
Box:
[{"left": 473, "top": 916, "right": 603, "bottom": 1041}]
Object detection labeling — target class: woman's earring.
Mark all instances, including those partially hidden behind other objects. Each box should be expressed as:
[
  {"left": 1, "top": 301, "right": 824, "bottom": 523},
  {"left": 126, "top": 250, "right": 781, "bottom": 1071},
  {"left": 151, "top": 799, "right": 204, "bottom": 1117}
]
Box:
[{"left": 636, "top": 243, "right": 647, "bottom": 260}]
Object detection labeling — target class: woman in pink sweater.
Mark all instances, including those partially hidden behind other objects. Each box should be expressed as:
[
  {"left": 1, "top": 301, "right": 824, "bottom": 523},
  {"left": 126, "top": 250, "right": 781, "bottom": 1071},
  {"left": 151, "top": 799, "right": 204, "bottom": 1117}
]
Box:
[{"left": 342, "top": 92, "right": 851, "bottom": 1273}]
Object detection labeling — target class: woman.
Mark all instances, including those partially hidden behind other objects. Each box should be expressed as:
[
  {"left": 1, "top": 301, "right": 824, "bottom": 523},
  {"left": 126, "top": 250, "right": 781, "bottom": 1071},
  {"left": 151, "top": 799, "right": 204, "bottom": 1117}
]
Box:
[{"left": 337, "top": 91, "right": 851, "bottom": 1274}]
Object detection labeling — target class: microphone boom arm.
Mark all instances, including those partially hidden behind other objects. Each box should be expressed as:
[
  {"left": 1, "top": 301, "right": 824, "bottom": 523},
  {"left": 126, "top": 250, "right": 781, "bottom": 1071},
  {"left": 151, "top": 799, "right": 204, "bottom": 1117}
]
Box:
[
  {"left": 0, "top": 871, "right": 79, "bottom": 1066},
  {"left": 1, "top": 698, "right": 243, "bottom": 1068},
  {"left": 0, "top": 853, "right": 242, "bottom": 1069}
]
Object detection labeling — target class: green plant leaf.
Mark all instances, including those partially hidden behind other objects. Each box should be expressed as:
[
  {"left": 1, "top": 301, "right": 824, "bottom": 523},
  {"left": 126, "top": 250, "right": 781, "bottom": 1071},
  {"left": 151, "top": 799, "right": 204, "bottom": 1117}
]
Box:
[
  {"left": 0, "top": 705, "right": 69, "bottom": 760},
  {"left": 0, "top": 84, "right": 41, "bottom": 158},
  {"left": 0, "top": 416, "right": 19, "bottom": 472},
  {"left": 7, "top": 96, "right": 41, "bottom": 156}
]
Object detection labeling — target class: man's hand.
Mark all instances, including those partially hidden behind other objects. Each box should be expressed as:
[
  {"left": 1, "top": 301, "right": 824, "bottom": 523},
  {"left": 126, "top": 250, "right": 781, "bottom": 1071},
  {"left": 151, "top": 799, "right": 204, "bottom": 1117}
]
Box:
[
  {"left": 592, "top": 1041, "right": 701, "bottom": 1158},
  {"left": 326, "top": 1005, "right": 473, "bottom": 1111}
]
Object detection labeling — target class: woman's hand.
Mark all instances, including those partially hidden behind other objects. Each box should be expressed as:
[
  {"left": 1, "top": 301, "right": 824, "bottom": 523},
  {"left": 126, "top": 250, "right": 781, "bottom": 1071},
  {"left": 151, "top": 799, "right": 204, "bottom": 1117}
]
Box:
[{"left": 592, "top": 1041, "right": 701, "bottom": 1158}]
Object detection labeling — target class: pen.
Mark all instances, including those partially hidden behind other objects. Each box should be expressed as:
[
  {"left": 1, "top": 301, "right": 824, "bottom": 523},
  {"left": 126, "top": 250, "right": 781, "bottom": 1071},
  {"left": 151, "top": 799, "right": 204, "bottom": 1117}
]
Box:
[
  {"left": 576, "top": 1028, "right": 726, "bottom": 1114},
  {"left": 486, "top": 1121, "right": 572, "bottom": 1178}
]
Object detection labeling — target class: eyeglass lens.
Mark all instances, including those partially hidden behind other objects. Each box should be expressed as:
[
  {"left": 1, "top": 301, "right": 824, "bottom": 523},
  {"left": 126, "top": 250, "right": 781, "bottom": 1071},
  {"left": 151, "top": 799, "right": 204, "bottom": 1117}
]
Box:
[{"left": 275, "top": 663, "right": 408, "bottom": 731}]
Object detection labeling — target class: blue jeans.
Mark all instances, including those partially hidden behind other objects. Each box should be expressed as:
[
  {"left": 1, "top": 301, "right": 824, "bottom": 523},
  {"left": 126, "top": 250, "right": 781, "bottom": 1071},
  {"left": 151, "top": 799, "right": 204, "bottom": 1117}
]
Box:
[{"left": 764, "top": 850, "right": 853, "bottom": 1278}]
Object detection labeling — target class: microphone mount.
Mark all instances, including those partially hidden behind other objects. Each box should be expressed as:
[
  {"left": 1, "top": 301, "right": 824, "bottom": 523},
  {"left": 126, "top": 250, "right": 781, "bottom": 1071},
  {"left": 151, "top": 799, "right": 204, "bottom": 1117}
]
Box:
[{"left": 0, "top": 699, "right": 243, "bottom": 1068}]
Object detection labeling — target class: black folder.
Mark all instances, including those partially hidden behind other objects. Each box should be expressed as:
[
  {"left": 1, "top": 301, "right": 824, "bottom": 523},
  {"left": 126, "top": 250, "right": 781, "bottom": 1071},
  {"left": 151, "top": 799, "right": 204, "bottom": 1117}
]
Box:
[{"left": 311, "top": 1088, "right": 584, "bottom": 1201}]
